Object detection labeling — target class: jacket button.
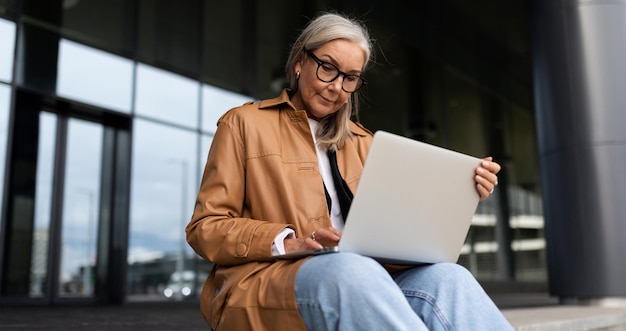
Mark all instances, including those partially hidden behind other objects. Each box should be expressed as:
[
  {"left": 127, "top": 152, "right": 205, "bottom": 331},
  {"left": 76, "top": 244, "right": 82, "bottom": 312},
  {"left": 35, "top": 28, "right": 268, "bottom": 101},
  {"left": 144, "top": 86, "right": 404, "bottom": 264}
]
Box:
[{"left": 236, "top": 243, "right": 247, "bottom": 256}]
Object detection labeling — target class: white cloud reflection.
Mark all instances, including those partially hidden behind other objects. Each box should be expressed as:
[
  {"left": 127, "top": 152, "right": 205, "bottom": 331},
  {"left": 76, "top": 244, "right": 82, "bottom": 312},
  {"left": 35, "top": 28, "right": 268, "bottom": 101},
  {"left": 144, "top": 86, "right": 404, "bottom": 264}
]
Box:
[{"left": 128, "top": 247, "right": 165, "bottom": 264}]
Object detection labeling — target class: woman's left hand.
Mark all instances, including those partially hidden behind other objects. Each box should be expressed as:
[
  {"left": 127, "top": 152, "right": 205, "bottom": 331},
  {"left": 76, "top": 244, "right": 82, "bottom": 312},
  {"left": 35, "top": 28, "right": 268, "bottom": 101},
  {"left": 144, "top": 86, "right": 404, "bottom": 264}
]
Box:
[{"left": 475, "top": 157, "right": 501, "bottom": 201}]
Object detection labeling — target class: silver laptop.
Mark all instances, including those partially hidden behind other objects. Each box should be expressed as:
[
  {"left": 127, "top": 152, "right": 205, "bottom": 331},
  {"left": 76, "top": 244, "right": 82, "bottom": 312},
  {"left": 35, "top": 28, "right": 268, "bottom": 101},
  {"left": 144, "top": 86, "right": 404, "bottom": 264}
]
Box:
[{"left": 277, "top": 130, "right": 482, "bottom": 264}]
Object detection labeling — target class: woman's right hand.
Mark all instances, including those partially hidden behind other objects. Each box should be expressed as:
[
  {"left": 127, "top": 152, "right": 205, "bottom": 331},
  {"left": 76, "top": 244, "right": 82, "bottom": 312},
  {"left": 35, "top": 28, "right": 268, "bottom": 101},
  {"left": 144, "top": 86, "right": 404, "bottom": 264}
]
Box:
[{"left": 283, "top": 227, "right": 342, "bottom": 253}]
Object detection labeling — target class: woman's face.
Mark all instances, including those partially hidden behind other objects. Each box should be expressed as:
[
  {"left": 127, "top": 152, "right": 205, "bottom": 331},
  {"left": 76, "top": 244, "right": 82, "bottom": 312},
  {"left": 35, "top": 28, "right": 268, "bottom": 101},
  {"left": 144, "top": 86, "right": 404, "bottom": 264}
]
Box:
[{"left": 292, "top": 39, "right": 365, "bottom": 121}]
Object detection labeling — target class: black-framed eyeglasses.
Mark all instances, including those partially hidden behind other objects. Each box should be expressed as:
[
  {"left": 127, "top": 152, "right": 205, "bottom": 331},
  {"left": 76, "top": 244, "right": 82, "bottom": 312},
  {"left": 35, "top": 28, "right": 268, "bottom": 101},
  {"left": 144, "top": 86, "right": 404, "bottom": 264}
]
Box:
[{"left": 306, "top": 50, "right": 367, "bottom": 93}]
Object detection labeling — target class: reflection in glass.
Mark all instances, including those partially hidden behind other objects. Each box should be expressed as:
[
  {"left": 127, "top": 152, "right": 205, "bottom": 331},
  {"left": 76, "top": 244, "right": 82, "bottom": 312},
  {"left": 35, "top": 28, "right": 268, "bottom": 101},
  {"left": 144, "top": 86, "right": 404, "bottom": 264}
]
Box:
[
  {"left": 61, "top": 0, "right": 135, "bottom": 56},
  {"left": 0, "top": 17, "right": 15, "bottom": 82},
  {"left": 202, "top": 84, "right": 251, "bottom": 134},
  {"left": 135, "top": 64, "right": 199, "bottom": 128},
  {"left": 202, "top": 1, "right": 244, "bottom": 92},
  {"left": 128, "top": 119, "right": 197, "bottom": 301},
  {"left": 30, "top": 112, "right": 57, "bottom": 297},
  {"left": 137, "top": 0, "right": 200, "bottom": 76},
  {"left": 57, "top": 39, "right": 133, "bottom": 112},
  {"left": 443, "top": 68, "right": 485, "bottom": 157},
  {"left": 508, "top": 104, "right": 546, "bottom": 282},
  {"left": 0, "top": 84, "right": 9, "bottom": 227},
  {"left": 59, "top": 119, "right": 102, "bottom": 298}
]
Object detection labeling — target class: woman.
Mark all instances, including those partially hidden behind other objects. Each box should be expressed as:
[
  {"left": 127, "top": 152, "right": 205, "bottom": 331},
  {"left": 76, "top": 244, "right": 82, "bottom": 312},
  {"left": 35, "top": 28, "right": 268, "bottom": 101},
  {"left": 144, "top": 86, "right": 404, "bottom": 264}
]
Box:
[{"left": 186, "top": 12, "right": 513, "bottom": 331}]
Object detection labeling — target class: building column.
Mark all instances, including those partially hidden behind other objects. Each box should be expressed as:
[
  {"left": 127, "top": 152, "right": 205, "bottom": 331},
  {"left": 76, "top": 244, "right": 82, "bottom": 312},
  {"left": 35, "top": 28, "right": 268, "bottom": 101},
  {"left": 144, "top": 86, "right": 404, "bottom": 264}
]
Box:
[{"left": 531, "top": 0, "right": 626, "bottom": 304}]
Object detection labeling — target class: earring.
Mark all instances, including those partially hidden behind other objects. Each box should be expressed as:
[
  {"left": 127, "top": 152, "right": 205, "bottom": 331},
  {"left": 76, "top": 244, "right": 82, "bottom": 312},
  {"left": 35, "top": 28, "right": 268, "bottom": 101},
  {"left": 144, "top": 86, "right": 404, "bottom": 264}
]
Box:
[{"left": 296, "top": 71, "right": 300, "bottom": 79}]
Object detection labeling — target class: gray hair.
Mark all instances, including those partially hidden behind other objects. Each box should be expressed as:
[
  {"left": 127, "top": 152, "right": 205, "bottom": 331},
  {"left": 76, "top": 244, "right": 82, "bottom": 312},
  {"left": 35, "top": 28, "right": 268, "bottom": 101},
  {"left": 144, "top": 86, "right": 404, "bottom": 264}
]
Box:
[{"left": 285, "top": 12, "right": 373, "bottom": 150}]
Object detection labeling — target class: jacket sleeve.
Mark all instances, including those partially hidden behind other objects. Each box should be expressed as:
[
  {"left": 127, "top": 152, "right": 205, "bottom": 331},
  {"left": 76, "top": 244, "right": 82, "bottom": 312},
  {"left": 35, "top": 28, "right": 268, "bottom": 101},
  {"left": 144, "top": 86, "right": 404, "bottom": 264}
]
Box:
[{"left": 186, "top": 118, "right": 291, "bottom": 266}]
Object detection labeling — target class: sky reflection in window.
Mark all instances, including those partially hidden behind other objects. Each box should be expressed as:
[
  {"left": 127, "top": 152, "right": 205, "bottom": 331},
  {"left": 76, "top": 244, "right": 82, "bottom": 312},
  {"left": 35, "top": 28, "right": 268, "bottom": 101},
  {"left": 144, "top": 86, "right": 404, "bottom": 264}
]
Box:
[
  {"left": 57, "top": 39, "right": 133, "bottom": 112},
  {"left": 135, "top": 64, "right": 199, "bottom": 128},
  {"left": 202, "top": 84, "right": 252, "bottom": 134}
]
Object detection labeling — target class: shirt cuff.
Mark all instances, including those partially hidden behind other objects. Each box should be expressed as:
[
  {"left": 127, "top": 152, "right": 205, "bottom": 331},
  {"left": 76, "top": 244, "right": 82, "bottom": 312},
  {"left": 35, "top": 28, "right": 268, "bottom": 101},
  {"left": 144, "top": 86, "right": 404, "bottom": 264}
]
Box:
[{"left": 271, "top": 228, "right": 296, "bottom": 256}]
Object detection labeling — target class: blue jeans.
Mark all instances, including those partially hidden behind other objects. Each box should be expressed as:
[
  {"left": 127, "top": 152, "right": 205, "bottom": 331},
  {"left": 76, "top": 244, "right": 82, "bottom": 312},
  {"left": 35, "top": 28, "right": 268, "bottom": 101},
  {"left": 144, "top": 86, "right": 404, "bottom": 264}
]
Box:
[{"left": 295, "top": 252, "right": 514, "bottom": 331}]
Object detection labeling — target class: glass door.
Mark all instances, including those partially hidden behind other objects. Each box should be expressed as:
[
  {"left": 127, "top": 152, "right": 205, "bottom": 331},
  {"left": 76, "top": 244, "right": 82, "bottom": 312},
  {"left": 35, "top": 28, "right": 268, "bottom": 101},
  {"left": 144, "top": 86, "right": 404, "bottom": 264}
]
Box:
[
  {"left": 2, "top": 89, "right": 131, "bottom": 304},
  {"left": 31, "top": 113, "right": 104, "bottom": 301}
]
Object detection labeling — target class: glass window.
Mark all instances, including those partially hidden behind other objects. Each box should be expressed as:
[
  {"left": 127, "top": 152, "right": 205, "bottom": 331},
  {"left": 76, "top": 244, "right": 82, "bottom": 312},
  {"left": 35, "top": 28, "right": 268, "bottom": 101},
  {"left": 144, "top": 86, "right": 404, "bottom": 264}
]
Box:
[
  {"left": 0, "top": 0, "right": 17, "bottom": 20},
  {"left": 0, "top": 84, "right": 10, "bottom": 229},
  {"left": 21, "top": 0, "right": 133, "bottom": 56},
  {"left": 137, "top": 0, "right": 201, "bottom": 77},
  {"left": 15, "top": 22, "right": 61, "bottom": 93},
  {"left": 0, "top": 17, "right": 15, "bottom": 82},
  {"left": 135, "top": 64, "right": 199, "bottom": 128},
  {"left": 202, "top": 1, "right": 244, "bottom": 91},
  {"left": 128, "top": 119, "right": 198, "bottom": 301},
  {"left": 30, "top": 112, "right": 57, "bottom": 298},
  {"left": 509, "top": 104, "right": 545, "bottom": 282},
  {"left": 61, "top": 0, "right": 134, "bottom": 56},
  {"left": 254, "top": 0, "right": 306, "bottom": 99},
  {"left": 202, "top": 84, "right": 252, "bottom": 134},
  {"left": 57, "top": 39, "right": 133, "bottom": 112},
  {"left": 445, "top": 68, "right": 486, "bottom": 157}
]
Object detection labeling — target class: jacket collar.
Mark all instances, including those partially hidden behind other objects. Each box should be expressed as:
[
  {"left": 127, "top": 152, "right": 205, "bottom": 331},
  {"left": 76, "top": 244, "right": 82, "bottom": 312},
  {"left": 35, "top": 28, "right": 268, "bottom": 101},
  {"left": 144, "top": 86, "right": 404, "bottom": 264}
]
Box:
[
  {"left": 258, "top": 89, "right": 296, "bottom": 111},
  {"left": 258, "top": 89, "right": 370, "bottom": 137}
]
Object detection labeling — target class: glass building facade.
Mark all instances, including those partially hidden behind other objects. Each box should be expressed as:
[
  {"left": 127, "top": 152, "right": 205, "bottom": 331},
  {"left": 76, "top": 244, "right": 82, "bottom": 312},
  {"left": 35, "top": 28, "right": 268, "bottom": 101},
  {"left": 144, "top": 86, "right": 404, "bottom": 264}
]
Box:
[{"left": 0, "top": 0, "right": 543, "bottom": 305}]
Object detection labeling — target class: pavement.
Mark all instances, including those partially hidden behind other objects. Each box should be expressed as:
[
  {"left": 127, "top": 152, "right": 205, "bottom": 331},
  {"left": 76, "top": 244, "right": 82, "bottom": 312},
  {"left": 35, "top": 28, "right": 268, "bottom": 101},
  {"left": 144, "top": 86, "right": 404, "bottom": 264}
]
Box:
[
  {"left": 2, "top": 294, "right": 626, "bottom": 330},
  {"left": 503, "top": 306, "right": 626, "bottom": 331},
  {"left": 0, "top": 301, "right": 207, "bottom": 331}
]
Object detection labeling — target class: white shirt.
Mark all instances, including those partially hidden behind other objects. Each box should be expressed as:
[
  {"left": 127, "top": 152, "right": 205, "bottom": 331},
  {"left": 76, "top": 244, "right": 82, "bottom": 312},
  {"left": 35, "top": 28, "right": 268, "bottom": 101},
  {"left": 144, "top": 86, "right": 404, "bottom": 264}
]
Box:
[{"left": 308, "top": 118, "right": 346, "bottom": 231}]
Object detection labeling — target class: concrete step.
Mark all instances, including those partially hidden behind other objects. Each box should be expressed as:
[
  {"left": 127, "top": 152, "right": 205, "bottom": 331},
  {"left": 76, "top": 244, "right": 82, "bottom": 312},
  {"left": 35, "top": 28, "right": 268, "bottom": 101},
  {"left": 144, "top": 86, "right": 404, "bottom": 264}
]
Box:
[
  {"left": 502, "top": 306, "right": 626, "bottom": 331},
  {"left": 489, "top": 291, "right": 626, "bottom": 331}
]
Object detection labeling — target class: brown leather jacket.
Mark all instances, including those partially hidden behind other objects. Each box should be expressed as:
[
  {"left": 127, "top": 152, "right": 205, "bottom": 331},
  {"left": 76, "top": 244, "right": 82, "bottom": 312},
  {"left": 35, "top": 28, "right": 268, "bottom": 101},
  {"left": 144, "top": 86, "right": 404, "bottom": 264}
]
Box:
[{"left": 186, "top": 89, "right": 373, "bottom": 330}]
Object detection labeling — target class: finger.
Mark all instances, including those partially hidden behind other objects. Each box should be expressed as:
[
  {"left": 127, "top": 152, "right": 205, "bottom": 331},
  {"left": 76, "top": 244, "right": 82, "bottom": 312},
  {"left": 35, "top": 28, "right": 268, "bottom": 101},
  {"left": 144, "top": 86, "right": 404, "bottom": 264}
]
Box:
[
  {"left": 309, "top": 228, "right": 340, "bottom": 247},
  {"left": 284, "top": 237, "right": 321, "bottom": 253},
  {"left": 482, "top": 157, "right": 502, "bottom": 175},
  {"left": 475, "top": 176, "right": 496, "bottom": 200},
  {"left": 305, "top": 237, "right": 323, "bottom": 250},
  {"left": 323, "top": 227, "right": 342, "bottom": 239},
  {"left": 313, "top": 228, "right": 340, "bottom": 242},
  {"left": 475, "top": 173, "right": 497, "bottom": 191},
  {"left": 476, "top": 184, "right": 490, "bottom": 201},
  {"left": 476, "top": 167, "right": 499, "bottom": 186}
]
